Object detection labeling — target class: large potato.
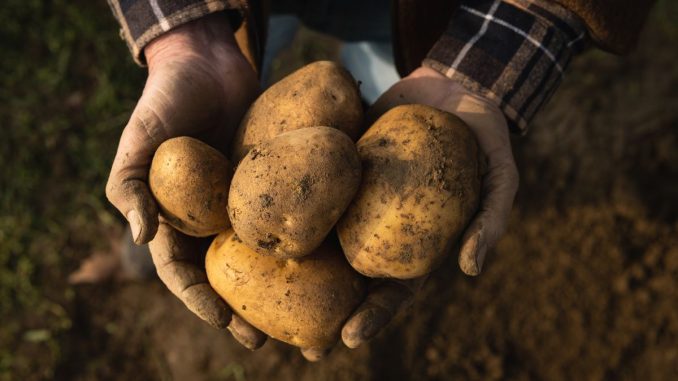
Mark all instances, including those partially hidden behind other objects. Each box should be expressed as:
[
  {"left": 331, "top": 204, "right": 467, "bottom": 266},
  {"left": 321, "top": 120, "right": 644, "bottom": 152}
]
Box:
[
  {"left": 229, "top": 127, "right": 361, "bottom": 258},
  {"left": 337, "top": 104, "right": 481, "bottom": 279},
  {"left": 149, "top": 137, "right": 232, "bottom": 237},
  {"left": 231, "top": 61, "right": 363, "bottom": 163},
  {"left": 206, "top": 229, "right": 366, "bottom": 350}
]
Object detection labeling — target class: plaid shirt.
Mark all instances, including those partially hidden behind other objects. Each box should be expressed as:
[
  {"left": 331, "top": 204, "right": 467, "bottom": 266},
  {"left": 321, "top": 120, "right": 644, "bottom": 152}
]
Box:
[
  {"left": 108, "top": 0, "right": 588, "bottom": 133},
  {"left": 424, "top": 0, "right": 588, "bottom": 132},
  {"left": 106, "top": 0, "right": 240, "bottom": 63}
]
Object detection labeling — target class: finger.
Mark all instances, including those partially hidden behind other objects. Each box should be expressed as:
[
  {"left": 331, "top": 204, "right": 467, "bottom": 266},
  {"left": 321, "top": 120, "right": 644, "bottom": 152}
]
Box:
[
  {"left": 227, "top": 314, "right": 267, "bottom": 350},
  {"left": 459, "top": 156, "right": 519, "bottom": 276},
  {"left": 446, "top": 88, "right": 518, "bottom": 276},
  {"left": 300, "top": 347, "right": 332, "bottom": 362},
  {"left": 106, "top": 104, "right": 171, "bottom": 244},
  {"left": 341, "top": 279, "right": 421, "bottom": 349},
  {"left": 149, "top": 222, "right": 232, "bottom": 328}
]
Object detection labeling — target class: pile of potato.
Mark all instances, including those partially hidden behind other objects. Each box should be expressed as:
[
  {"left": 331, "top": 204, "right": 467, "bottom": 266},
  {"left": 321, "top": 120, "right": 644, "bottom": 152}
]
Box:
[{"left": 148, "top": 61, "right": 481, "bottom": 352}]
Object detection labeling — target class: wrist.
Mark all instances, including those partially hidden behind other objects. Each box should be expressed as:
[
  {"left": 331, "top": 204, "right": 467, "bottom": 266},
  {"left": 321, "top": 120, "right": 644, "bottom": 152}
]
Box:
[
  {"left": 406, "top": 67, "right": 506, "bottom": 130},
  {"left": 145, "top": 13, "right": 242, "bottom": 72}
]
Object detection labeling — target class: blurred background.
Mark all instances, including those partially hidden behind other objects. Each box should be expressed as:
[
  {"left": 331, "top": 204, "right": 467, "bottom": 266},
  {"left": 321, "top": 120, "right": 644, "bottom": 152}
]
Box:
[{"left": 1, "top": 1, "right": 677, "bottom": 380}]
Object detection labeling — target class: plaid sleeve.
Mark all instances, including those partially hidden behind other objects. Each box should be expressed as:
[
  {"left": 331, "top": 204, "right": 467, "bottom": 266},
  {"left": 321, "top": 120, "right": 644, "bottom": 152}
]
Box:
[
  {"left": 423, "top": 0, "right": 588, "bottom": 133},
  {"left": 107, "top": 0, "right": 243, "bottom": 65}
]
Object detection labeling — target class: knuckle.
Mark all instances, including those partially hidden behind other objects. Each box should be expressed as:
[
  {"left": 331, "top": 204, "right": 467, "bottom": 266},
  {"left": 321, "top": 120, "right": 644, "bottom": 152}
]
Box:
[{"left": 179, "top": 280, "right": 204, "bottom": 297}]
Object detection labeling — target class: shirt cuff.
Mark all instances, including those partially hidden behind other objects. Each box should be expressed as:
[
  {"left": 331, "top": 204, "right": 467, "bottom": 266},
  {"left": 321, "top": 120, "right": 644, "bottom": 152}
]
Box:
[
  {"left": 423, "top": 0, "right": 588, "bottom": 133},
  {"left": 107, "top": 0, "right": 242, "bottom": 66}
]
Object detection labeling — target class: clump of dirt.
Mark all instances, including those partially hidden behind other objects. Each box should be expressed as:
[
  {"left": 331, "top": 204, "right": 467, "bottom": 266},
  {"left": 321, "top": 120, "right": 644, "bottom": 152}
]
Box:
[{"left": 295, "top": 174, "right": 313, "bottom": 202}]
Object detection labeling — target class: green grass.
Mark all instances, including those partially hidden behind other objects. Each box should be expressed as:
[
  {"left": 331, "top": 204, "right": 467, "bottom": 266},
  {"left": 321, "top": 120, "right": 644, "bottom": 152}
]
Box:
[{"left": 0, "top": 1, "right": 143, "bottom": 379}]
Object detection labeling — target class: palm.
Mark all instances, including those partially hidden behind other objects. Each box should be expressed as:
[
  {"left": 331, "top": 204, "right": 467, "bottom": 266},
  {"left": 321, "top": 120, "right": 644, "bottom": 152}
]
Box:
[
  {"left": 141, "top": 57, "right": 267, "bottom": 348},
  {"left": 139, "top": 55, "right": 258, "bottom": 154},
  {"left": 332, "top": 66, "right": 518, "bottom": 359}
]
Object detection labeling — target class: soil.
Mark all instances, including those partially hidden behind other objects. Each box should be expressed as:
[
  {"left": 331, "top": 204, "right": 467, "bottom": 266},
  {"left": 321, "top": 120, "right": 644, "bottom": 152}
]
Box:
[{"left": 56, "top": 11, "right": 677, "bottom": 381}]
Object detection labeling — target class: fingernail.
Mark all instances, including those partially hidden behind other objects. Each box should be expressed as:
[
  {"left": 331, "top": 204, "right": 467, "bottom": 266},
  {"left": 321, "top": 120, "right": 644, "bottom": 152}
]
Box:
[
  {"left": 127, "top": 210, "right": 142, "bottom": 244},
  {"left": 460, "top": 235, "right": 480, "bottom": 275},
  {"left": 343, "top": 328, "right": 363, "bottom": 349},
  {"left": 302, "top": 347, "right": 331, "bottom": 362},
  {"left": 227, "top": 326, "right": 250, "bottom": 349},
  {"left": 227, "top": 325, "right": 262, "bottom": 351}
]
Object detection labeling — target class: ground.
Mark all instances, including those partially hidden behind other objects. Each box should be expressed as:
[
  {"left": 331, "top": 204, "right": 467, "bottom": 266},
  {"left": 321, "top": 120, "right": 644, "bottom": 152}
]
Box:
[{"left": 1, "top": 1, "right": 677, "bottom": 380}]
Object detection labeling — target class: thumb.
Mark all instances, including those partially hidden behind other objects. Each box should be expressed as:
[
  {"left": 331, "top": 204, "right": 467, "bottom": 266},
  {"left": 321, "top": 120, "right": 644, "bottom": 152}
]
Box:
[
  {"left": 458, "top": 158, "right": 518, "bottom": 275},
  {"left": 341, "top": 278, "right": 424, "bottom": 349},
  {"left": 106, "top": 104, "right": 169, "bottom": 244},
  {"left": 106, "top": 177, "right": 158, "bottom": 244}
]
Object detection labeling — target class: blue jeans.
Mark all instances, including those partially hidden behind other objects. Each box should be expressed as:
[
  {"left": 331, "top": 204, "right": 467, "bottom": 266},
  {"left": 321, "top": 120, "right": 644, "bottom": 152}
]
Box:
[{"left": 262, "top": 2, "right": 400, "bottom": 104}]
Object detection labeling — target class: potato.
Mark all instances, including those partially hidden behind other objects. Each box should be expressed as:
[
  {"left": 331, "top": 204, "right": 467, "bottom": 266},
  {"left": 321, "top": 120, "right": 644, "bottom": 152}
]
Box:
[
  {"left": 206, "top": 229, "right": 366, "bottom": 349},
  {"left": 231, "top": 61, "right": 364, "bottom": 163},
  {"left": 149, "top": 136, "right": 232, "bottom": 237},
  {"left": 337, "top": 104, "right": 481, "bottom": 279},
  {"left": 229, "top": 127, "right": 361, "bottom": 258}
]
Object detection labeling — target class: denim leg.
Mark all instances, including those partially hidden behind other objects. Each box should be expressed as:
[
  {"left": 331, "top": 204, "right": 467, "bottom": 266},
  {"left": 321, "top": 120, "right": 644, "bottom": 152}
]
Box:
[
  {"left": 265, "top": 1, "right": 399, "bottom": 101},
  {"left": 262, "top": 14, "right": 301, "bottom": 87},
  {"left": 340, "top": 41, "right": 400, "bottom": 104}
]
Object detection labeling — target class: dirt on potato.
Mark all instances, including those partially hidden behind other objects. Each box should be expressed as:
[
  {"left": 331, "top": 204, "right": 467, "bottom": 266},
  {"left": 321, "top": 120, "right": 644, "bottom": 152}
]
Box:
[
  {"left": 49, "top": 6, "right": 678, "bottom": 381},
  {"left": 229, "top": 127, "right": 362, "bottom": 258},
  {"left": 205, "top": 230, "right": 366, "bottom": 350},
  {"left": 338, "top": 105, "right": 481, "bottom": 279}
]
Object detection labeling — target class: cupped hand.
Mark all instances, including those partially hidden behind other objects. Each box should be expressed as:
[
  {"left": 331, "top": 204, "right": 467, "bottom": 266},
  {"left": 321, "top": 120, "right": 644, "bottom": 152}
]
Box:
[
  {"left": 105, "top": 14, "right": 266, "bottom": 348},
  {"left": 366, "top": 66, "right": 519, "bottom": 276},
  {"left": 306, "top": 66, "right": 518, "bottom": 360}
]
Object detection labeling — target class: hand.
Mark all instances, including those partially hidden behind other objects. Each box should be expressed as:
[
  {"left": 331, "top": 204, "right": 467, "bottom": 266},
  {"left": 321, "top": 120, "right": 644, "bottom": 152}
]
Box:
[
  {"left": 367, "top": 66, "right": 519, "bottom": 276},
  {"left": 297, "top": 277, "right": 424, "bottom": 361},
  {"left": 105, "top": 14, "right": 267, "bottom": 349},
  {"left": 305, "top": 66, "right": 519, "bottom": 360}
]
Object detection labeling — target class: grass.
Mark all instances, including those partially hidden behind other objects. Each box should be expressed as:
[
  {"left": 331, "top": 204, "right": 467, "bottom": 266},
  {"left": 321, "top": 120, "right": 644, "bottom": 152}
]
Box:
[{"left": 0, "top": 1, "right": 143, "bottom": 379}]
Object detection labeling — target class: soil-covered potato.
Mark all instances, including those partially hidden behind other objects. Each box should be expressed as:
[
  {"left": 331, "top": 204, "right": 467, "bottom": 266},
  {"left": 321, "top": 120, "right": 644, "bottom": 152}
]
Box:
[
  {"left": 206, "top": 229, "right": 366, "bottom": 350},
  {"left": 337, "top": 104, "right": 481, "bottom": 279},
  {"left": 149, "top": 136, "right": 232, "bottom": 237},
  {"left": 229, "top": 127, "right": 361, "bottom": 258},
  {"left": 231, "top": 61, "right": 363, "bottom": 163}
]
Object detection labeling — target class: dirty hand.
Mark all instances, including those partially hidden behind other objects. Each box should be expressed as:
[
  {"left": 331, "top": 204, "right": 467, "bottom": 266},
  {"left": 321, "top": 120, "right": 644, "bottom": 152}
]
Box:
[
  {"left": 368, "top": 66, "right": 519, "bottom": 276},
  {"left": 297, "top": 277, "right": 424, "bottom": 361},
  {"left": 105, "top": 14, "right": 267, "bottom": 348},
  {"left": 305, "top": 66, "right": 519, "bottom": 360}
]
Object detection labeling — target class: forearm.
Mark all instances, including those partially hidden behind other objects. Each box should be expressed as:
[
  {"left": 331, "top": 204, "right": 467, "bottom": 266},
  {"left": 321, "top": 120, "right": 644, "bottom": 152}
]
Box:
[
  {"left": 106, "top": 0, "right": 244, "bottom": 65},
  {"left": 145, "top": 13, "right": 240, "bottom": 72}
]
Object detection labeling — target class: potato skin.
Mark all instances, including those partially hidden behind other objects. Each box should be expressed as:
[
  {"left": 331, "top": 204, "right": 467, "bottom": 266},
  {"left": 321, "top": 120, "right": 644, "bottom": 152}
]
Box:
[
  {"left": 231, "top": 61, "right": 364, "bottom": 163},
  {"left": 337, "top": 105, "right": 481, "bottom": 279},
  {"left": 206, "top": 229, "right": 366, "bottom": 349},
  {"left": 149, "top": 137, "right": 232, "bottom": 237},
  {"left": 229, "top": 127, "right": 361, "bottom": 258}
]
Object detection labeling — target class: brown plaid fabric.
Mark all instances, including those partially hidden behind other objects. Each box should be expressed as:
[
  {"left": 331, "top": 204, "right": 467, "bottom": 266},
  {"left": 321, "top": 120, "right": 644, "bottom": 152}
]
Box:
[
  {"left": 108, "top": 0, "right": 587, "bottom": 132},
  {"left": 107, "top": 0, "right": 243, "bottom": 65},
  {"left": 424, "top": 0, "right": 588, "bottom": 133}
]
